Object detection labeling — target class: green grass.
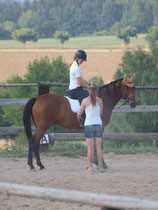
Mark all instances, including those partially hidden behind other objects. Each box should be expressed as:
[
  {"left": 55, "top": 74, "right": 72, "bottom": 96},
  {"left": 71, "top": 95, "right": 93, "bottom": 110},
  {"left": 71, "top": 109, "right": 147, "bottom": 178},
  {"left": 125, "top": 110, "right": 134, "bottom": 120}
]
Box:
[
  {"left": 0, "top": 34, "right": 148, "bottom": 49},
  {"left": 1, "top": 138, "right": 158, "bottom": 157}
]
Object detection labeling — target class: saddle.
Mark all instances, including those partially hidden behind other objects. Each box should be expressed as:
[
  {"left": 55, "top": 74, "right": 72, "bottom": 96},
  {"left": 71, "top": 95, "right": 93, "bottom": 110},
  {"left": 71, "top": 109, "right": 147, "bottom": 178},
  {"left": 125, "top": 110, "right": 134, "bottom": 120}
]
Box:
[
  {"left": 65, "top": 90, "right": 80, "bottom": 113},
  {"left": 66, "top": 90, "right": 78, "bottom": 100}
]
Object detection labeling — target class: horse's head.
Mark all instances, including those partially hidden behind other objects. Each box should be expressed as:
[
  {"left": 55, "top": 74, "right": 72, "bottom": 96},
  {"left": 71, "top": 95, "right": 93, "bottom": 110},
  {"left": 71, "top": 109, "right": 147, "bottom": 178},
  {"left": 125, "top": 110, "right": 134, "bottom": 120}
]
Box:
[{"left": 121, "top": 74, "right": 136, "bottom": 108}]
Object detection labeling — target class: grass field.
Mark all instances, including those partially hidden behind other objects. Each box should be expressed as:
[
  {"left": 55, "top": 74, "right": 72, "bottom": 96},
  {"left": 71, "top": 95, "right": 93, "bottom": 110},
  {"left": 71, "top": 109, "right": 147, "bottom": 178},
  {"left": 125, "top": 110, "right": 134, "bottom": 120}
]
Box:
[{"left": 0, "top": 34, "right": 148, "bottom": 49}]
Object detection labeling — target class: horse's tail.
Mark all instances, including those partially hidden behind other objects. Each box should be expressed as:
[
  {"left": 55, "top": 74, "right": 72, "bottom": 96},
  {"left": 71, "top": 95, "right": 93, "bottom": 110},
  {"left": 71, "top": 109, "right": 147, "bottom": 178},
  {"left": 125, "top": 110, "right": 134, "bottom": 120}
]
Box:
[{"left": 23, "top": 98, "right": 36, "bottom": 140}]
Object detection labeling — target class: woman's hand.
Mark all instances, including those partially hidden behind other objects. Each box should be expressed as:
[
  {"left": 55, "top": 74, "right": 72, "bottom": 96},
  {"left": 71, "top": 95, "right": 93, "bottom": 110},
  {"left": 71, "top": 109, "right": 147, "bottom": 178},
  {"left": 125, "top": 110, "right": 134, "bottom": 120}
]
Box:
[
  {"left": 77, "top": 114, "right": 82, "bottom": 121},
  {"left": 77, "top": 99, "right": 86, "bottom": 121}
]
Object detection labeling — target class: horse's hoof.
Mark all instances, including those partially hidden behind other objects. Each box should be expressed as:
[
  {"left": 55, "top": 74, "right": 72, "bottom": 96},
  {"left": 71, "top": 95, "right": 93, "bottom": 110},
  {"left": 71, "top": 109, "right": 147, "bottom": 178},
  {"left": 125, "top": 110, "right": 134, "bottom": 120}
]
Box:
[{"left": 39, "top": 166, "right": 45, "bottom": 170}]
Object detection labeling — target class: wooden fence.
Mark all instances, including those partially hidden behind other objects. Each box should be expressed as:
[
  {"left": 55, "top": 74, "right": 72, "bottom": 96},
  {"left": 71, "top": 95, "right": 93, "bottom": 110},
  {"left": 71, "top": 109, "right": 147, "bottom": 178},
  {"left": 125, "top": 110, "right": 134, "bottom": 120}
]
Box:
[
  {"left": 0, "top": 83, "right": 158, "bottom": 140},
  {"left": 1, "top": 182, "right": 158, "bottom": 210}
]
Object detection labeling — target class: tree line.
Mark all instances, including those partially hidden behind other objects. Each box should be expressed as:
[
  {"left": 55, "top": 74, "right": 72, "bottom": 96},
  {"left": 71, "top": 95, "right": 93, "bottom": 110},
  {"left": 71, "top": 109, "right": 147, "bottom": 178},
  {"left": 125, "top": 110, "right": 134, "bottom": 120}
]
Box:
[{"left": 0, "top": 0, "right": 158, "bottom": 39}]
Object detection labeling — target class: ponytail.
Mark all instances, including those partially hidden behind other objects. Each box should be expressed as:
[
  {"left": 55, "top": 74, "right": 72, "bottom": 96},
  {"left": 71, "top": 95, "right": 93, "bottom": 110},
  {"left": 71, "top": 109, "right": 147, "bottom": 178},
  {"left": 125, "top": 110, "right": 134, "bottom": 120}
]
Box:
[
  {"left": 89, "top": 84, "right": 98, "bottom": 106},
  {"left": 70, "top": 56, "right": 79, "bottom": 67}
]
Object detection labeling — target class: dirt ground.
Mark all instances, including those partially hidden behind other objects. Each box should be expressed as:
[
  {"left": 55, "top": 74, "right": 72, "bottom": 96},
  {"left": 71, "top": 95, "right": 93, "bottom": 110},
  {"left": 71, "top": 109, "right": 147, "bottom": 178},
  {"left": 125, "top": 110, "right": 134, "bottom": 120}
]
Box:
[
  {"left": 0, "top": 49, "right": 124, "bottom": 84},
  {"left": 0, "top": 152, "right": 158, "bottom": 210}
]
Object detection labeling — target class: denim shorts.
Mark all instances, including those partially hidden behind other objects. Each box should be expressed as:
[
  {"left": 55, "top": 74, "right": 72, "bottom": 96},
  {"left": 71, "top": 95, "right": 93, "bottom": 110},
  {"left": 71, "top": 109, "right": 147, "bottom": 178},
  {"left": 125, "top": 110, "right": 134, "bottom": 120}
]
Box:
[{"left": 84, "top": 124, "right": 103, "bottom": 138}]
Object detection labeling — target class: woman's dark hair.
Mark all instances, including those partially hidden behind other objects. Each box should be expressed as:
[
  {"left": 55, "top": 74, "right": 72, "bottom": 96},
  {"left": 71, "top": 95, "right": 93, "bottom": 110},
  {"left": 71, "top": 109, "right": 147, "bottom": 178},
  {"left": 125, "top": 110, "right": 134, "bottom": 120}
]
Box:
[{"left": 89, "top": 84, "right": 98, "bottom": 106}]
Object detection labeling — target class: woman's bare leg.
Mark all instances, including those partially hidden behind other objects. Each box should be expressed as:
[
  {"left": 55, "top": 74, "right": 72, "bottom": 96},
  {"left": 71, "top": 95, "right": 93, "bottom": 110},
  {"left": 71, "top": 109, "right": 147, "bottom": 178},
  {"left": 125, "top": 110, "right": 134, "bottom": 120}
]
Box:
[
  {"left": 86, "top": 138, "right": 94, "bottom": 171},
  {"left": 95, "top": 137, "right": 103, "bottom": 171}
]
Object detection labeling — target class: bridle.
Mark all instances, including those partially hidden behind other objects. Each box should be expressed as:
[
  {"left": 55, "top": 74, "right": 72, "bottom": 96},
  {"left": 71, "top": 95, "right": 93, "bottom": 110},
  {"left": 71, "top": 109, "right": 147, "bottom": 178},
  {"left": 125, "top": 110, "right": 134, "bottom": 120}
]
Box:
[{"left": 119, "top": 81, "right": 135, "bottom": 107}]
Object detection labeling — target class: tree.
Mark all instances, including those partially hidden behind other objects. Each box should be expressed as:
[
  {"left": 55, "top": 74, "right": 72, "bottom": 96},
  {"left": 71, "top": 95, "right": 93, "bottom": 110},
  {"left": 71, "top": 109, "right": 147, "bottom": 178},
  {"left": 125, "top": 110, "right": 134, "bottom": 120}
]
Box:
[
  {"left": 112, "top": 47, "right": 158, "bottom": 133},
  {"left": 130, "top": 0, "right": 153, "bottom": 33},
  {"left": 54, "top": 31, "right": 69, "bottom": 48},
  {"left": 18, "top": 10, "right": 35, "bottom": 29},
  {"left": 0, "top": 0, "right": 157, "bottom": 37},
  {"left": 2, "top": 56, "right": 69, "bottom": 127},
  {"left": 37, "top": 20, "right": 56, "bottom": 38},
  {"left": 12, "top": 28, "right": 37, "bottom": 47},
  {"left": 3, "top": 21, "right": 17, "bottom": 34},
  {"left": 116, "top": 26, "right": 137, "bottom": 45},
  {"left": 100, "top": 0, "right": 122, "bottom": 31},
  {"left": 145, "top": 26, "right": 158, "bottom": 47},
  {"left": 0, "top": 23, "right": 11, "bottom": 39}
]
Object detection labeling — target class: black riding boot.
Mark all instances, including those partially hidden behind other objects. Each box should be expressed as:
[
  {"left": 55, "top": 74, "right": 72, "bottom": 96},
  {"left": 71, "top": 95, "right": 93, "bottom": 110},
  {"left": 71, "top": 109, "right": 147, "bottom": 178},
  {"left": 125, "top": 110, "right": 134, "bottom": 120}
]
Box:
[
  {"left": 93, "top": 144, "right": 108, "bottom": 169},
  {"left": 80, "top": 111, "right": 86, "bottom": 127}
]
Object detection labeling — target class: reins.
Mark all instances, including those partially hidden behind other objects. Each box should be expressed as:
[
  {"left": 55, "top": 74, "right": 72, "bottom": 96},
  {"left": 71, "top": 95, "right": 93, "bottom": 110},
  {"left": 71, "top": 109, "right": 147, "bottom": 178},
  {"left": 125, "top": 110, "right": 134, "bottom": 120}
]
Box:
[
  {"left": 117, "top": 95, "right": 135, "bottom": 108},
  {"left": 118, "top": 81, "right": 135, "bottom": 108},
  {"left": 117, "top": 99, "right": 128, "bottom": 108}
]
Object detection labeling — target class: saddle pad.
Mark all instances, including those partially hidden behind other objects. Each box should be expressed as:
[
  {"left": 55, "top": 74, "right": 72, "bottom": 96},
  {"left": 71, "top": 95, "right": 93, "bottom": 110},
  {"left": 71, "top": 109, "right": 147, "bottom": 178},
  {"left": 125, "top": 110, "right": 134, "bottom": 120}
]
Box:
[{"left": 65, "top": 96, "right": 80, "bottom": 113}]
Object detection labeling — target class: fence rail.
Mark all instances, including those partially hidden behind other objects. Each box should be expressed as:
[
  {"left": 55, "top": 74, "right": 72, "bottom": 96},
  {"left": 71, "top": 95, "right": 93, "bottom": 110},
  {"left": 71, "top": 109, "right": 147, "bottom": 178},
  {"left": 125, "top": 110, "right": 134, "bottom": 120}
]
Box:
[
  {"left": 0, "top": 182, "right": 158, "bottom": 210},
  {"left": 0, "top": 127, "right": 158, "bottom": 141},
  {"left": 0, "top": 98, "right": 158, "bottom": 112},
  {"left": 1, "top": 82, "right": 158, "bottom": 90}
]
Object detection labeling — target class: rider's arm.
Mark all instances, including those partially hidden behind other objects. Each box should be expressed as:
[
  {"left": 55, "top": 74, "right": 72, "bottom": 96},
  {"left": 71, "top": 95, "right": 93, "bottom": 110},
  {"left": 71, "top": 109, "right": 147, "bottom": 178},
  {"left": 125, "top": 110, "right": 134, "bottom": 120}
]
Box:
[
  {"left": 77, "top": 99, "right": 86, "bottom": 120},
  {"left": 76, "top": 77, "right": 89, "bottom": 89}
]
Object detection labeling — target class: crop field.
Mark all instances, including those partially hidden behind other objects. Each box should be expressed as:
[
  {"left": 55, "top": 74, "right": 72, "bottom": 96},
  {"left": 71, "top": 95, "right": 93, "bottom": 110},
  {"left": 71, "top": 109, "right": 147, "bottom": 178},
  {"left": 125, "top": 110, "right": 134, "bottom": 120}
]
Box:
[
  {"left": 0, "top": 35, "right": 148, "bottom": 83},
  {"left": 0, "top": 48, "right": 125, "bottom": 83}
]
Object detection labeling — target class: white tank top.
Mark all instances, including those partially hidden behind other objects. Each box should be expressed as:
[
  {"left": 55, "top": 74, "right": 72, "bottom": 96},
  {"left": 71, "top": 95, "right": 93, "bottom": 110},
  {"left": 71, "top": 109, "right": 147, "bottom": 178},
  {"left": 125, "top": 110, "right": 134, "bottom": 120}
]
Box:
[{"left": 84, "top": 103, "right": 102, "bottom": 126}]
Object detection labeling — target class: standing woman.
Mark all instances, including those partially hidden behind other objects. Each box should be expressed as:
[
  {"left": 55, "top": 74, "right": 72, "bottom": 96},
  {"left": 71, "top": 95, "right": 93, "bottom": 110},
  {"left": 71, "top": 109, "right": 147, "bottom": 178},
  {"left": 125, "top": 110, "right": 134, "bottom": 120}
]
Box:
[
  {"left": 68, "top": 50, "right": 89, "bottom": 125},
  {"left": 77, "top": 84, "right": 104, "bottom": 172}
]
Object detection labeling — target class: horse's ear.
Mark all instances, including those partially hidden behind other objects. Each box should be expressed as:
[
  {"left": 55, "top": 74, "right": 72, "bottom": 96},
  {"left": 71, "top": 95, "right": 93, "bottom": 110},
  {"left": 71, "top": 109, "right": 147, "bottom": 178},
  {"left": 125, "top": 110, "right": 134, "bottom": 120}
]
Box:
[
  {"left": 131, "top": 73, "right": 136, "bottom": 81},
  {"left": 123, "top": 74, "right": 127, "bottom": 82}
]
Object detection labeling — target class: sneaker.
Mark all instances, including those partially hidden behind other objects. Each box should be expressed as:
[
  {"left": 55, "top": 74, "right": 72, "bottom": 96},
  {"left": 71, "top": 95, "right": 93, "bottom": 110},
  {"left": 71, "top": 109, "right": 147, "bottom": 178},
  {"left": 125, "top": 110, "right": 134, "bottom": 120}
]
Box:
[
  {"left": 86, "top": 163, "right": 94, "bottom": 172},
  {"left": 98, "top": 167, "right": 106, "bottom": 172}
]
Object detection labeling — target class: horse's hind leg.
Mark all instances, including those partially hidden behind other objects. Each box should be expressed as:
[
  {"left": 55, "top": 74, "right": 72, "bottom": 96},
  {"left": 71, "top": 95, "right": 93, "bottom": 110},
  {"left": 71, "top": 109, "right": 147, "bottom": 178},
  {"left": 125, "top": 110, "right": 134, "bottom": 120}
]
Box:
[
  {"left": 34, "top": 142, "right": 45, "bottom": 170},
  {"left": 33, "top": 130, "right": 46, "bottom": 170},
  {"left": 28, "top": 137, "right": 35, "bottom": 170}
]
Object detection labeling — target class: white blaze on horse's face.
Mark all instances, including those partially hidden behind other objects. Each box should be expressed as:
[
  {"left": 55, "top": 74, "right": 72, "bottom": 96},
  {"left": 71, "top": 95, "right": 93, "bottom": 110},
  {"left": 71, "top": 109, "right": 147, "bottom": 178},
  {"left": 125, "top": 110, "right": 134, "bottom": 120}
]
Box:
[{"left": 123, "top": 74, "right": 136, "bottom": 108}]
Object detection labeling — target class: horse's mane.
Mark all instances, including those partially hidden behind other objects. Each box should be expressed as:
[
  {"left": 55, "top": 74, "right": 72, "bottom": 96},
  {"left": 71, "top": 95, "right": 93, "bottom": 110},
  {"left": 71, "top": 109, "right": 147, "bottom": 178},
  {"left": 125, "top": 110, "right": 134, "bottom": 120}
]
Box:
[{"left": 99, "top": 78, "right": 123, "bottom": 95}]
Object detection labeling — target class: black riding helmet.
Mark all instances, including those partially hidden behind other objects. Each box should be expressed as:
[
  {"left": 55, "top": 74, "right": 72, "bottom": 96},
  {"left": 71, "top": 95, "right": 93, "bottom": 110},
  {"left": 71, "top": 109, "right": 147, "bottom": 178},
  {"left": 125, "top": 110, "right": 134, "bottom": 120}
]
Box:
[{"left": 74, "top": 50, "right": 87, "bottom": 61}]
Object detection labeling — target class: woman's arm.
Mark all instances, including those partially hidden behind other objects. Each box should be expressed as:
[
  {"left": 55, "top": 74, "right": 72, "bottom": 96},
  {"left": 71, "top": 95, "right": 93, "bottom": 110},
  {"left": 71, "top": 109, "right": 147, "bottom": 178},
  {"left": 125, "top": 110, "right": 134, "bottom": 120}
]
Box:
[{"left": 77, "top": 99, "right": 86, "bottom": 120}]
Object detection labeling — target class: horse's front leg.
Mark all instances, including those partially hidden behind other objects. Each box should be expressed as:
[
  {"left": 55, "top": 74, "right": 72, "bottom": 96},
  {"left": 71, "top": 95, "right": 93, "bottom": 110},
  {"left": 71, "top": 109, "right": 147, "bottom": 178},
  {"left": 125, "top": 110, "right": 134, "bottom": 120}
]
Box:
[{"left": 28, "top": 137, "right": 35, "bottom": 170}]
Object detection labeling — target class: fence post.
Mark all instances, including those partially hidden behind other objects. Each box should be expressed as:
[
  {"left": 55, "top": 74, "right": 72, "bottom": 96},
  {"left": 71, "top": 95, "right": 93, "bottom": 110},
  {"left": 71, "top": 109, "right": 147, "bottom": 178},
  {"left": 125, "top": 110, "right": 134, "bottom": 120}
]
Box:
[{"left": 38, "top": 82, "right": 50, "bottom": 95}]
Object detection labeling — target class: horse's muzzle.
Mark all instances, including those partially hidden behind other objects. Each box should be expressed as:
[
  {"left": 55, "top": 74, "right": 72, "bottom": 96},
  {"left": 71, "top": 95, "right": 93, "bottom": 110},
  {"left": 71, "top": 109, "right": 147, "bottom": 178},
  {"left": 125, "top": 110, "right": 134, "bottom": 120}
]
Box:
[
  {"left": 128, "top": 95, "right": 136, "bottom": 108},
  {"left": 130, "top": 101, "right": 136, "bottom": 108}
]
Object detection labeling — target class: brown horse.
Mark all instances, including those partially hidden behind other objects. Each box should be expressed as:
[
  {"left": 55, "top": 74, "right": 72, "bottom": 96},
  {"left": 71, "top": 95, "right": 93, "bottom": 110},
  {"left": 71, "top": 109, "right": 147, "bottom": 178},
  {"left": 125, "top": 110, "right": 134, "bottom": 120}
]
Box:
[{"left": 23, "top": 74, "right": 136, "bottom": 170}]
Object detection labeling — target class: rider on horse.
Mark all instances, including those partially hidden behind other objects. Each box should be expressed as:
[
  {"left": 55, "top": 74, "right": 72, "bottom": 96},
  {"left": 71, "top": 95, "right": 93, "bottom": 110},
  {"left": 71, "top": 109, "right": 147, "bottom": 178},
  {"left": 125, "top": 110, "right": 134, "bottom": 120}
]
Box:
[{"left": 67, "top": 50, "right": 89, "bottom": 126}]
